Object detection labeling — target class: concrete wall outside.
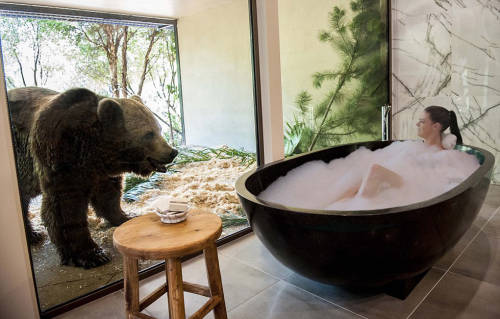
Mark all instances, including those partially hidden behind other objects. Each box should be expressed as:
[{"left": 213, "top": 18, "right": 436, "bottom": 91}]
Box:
[{"left": 177, "top": 0, "right": 256, "bottom": 152}]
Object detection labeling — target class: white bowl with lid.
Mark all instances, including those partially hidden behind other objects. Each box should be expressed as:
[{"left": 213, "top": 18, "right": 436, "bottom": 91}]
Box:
[{"left": 150, "top": 196, "right": 189, "bottom": 224}]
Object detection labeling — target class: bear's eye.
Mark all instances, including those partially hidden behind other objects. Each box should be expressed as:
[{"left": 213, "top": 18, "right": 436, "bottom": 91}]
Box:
[{"left": 143, "top": 131, "right": 155, "bottom": 140}]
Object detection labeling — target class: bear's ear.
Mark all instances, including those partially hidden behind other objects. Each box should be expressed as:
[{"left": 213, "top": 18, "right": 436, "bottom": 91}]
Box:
[
  {"left": 97, "top": 98, "right": 124, "bottom": 127},
  {"left": 130, "top": 95, "right": 144, "bottom": 104}
]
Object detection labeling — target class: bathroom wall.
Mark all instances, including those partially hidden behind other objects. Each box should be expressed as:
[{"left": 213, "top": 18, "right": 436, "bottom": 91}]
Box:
[{"left": 391, "top": 0, "right": 500, "bottom": 183}]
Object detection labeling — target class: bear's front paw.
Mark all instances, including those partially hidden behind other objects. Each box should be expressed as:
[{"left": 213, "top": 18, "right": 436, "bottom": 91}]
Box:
[
  {"left": 106, "top": 211, "right": 130, "bottom": 227},
  {"left": 62, "top": 247, "right": 111, "bottom": 269},
  {"left": 28, "top": 231, "right": 46, "bottom": 245}
]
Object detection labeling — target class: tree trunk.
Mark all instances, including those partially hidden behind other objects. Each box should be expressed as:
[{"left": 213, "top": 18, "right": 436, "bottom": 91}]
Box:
[
  {"left": 32, "top": 23, "right": 40, "bottom": 87},
  {"left": 108, "top": 54, "right": 119, "bottom": 98},
  {"left": 102, "top": 25, "right": 123, "bottom": 98},
  {"left": 33, "top": 41, "right": 40, "bottom": 86},
  {"left": 121, "top": 27, "right": 128, "bottom": 98},
  {"left": 137, "top": 29, "right": 159, "bottom": 96}
]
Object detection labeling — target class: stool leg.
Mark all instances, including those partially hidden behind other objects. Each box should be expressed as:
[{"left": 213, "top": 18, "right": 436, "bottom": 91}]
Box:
[
  {"left": 167, "top": 258, "right": 186, "bottom": 319},
  {"left": 124, "top": 257, "right": 139, "bottom": 319},
  {"left": 204, "top": 243, "right": 228, "bottom": 319}
]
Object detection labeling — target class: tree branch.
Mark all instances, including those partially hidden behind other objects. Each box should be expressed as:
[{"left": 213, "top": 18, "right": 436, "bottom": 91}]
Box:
[
  {"left": 80, "top": 26, "right": 101, "bottom": 47},
  {"left": 14, "top": 52, "right": 26, "bottom": 86},
  {"left": 308, "top": 41, "right": 357, "bottom": 151}
]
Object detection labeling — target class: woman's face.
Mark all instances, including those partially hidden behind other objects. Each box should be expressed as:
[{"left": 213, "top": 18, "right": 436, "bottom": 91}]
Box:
[{"left": 416, "top": 111, "right": 437, "bottom": 139}]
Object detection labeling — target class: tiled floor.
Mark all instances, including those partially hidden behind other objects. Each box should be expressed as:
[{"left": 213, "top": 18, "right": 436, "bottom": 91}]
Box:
[{"left": 56, "top": 185, "right": 500, "bottom": 319}]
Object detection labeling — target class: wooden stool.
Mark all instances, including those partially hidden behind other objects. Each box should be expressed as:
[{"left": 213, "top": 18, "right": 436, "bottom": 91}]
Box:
[{"left": 113, "top": 209, "right": 227, "bottom": 319}]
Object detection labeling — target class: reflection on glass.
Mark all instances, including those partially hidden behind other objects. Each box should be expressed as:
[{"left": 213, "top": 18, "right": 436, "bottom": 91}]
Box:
[
  {"left": 0, "top": 0, "right": 255, "bottom": 311},
  {"left": 279, "top": 0, "right": 388, "bottom": 156}
]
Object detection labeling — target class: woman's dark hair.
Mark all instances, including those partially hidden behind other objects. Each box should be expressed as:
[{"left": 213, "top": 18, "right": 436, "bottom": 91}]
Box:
[{"left": 424, "top": 105, "right": 463, "bottom": 144}]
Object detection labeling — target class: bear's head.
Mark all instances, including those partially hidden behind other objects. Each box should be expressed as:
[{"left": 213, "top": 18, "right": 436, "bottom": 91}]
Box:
[{"left": 97, "top": 95, "right": 178, "bottom": 176}]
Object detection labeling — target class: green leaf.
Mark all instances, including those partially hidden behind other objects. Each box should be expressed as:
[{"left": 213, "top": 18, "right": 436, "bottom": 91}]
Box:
[
  {"left": 312, "top": 71, "right": 340, "bottom": 88},
  {"left": 318, "top": 31, "right": 332, "bottom": 42},
  {"left": 295, "top": 90, "right": 312, "bottom": 114},
  {"left": 284, "top": 118, "right": 304, "bottom": 156},
  {"left": 286, "top": 0, "right": 388, "bottom": 152}
]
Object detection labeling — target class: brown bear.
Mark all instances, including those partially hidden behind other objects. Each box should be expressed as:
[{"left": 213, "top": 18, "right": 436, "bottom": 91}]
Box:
[{"left": 8, "top": 87, "right": 178, "bottom": 268}]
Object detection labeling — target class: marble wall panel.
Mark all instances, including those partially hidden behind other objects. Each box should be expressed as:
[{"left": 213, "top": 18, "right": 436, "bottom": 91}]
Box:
[
  {"left": 392, "top": 0, "right": 500, "bottom": 183},
  {"left": 451, "top": 4, "right": 500, "bottom": 97}
]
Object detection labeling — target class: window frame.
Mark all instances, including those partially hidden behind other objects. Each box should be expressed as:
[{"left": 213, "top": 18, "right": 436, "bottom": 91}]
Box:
[{"left": 0, "top": 2, "right": 262, "bottom": 317}]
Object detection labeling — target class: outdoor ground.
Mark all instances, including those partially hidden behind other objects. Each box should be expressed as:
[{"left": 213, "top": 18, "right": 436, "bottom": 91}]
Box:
[{"left": 27, "top": 146, "right": 256, "bottom": 311}]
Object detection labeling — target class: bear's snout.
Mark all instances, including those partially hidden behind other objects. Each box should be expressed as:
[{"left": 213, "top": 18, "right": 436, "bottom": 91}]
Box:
[
  {"left": 146, "top": 148, "right": 178, "bottom": 173},
  {"left": 169, "top": 149, "right": 178, "bottom": 162}
]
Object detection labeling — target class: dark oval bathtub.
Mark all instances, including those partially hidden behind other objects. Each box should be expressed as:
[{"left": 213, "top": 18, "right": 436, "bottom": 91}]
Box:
[{"left": 236, "top": 141, "right": 494, "bottom": 288}]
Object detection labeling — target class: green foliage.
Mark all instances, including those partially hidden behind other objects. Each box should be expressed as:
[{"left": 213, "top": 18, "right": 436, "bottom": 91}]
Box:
[
  {"left": 0, "top": 18, "right": 69, "bottom": 88},
  {"left": 0, "top": 17, "right": 184, "bottom": 143},
  {"left": 123, "top": 174, "right": 150, "bottom": 193},
  {"left": 284, "top": 118, "right": 304, "bottom": 156},
  {"left": 284, "top": 0, "right": 388, "bottom": 156},
  {"left": 220, "top": 210, "right": 248, "bottom": 227},
  {"left": 122, "top": 173, "right": 163, "bottom": 203},
  {"left": 121, "top": 145, "right": 256, "bottom": 203},
  {"left": 148, "top": 29, "right": 183, "bottom": 146},
  {"left": 312, "top": 71, "right": 340, "bottom": 89},
  {"left": 295, "top": 90, "right": 312, "bottom": 113},
  {"left": 211, "top": 147, "right": 256, "bottom": 167},
  {"left": 167, "top": 145, "right": 256, "bottom": 172}
]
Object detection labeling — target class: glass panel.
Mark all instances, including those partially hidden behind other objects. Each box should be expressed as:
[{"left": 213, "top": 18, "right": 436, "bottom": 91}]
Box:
[
  {"left": 0, "top": 16, "right": 182, "bottom": 311},
  {"left": 172, "top": 0, "right": 256, "bottom": 238},
  {"left": 0, "top": 0, "right": 255, "bottom": 311},
  {"left": 279, "top": 0, "right": 389, "bottom": 156}
]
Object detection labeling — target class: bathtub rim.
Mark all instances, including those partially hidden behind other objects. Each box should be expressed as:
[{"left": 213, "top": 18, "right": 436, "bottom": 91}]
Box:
[{"left": 235, "top": 140, "right": 495, "bottom": 216}]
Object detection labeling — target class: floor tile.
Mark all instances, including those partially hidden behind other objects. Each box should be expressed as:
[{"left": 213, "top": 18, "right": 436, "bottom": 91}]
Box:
[
  {"left": 450, "top": 208, "right": 500, "bottom": 286},
  {"left": 483, "top": 184, "right": 500, "bottom": 209},
  {"left": 229, "top": 280, "right": 364, "bottom": 319},
  {"left": 409, "top": 272, "right": 500, "bottom": 319},
  {"left": 132, "top": 256, "right": 215, "bottom": 318},
  {"left": 434, "top": 201, "right": 499, "bottom": 270},
  {"left": 53, "top": 184, "right": 500, "bottom": 319},
  {"left": 284, "top": 268, "right": 445, "bottom": 319},
  {"left": 434, "top": 222, "right": 482, "bottom": 270},
  {"left": 216, "top": 232, "right": 252, "bottom": 257},
  {"left": 219, "top": 233, "right": 294, "bottom": 280},
  {"left": 484, "top": 207, "right": 500, "bottom": 236},
  {"left": 477, "top": 185, "right": 500, "bottom": 222},
  {"left": 138, "top": 254, "right": 278, "bottom": 318},
  {"left": 54, "top": 290, "right": 125, "bottom": 319}
]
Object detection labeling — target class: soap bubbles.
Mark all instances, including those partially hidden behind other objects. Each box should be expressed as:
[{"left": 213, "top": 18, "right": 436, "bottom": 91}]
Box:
[{"left": 259, "top": 141, "right": 480, "bottom": 211}]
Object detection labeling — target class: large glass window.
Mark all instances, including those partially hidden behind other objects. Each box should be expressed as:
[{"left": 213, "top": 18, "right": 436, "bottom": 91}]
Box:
[
  {"left": 279, "top": 0, "right": 389, "bottom": 156},
  {"left": 0, "top": 0, "right": 256, "bottom": 314}
]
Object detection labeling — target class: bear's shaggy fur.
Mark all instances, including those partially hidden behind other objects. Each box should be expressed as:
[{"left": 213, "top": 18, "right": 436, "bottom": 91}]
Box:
[{"left": 9, "top": 87, "right": 177, "bottom": 268}]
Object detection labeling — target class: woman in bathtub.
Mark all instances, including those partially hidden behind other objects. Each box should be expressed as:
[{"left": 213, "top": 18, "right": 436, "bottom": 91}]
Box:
[
  {"left": 416, "top": 105, "right": 463, "bottom": 150},
  {"left": 336, "top": 106, "right": 463, "bottom": 200}
]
